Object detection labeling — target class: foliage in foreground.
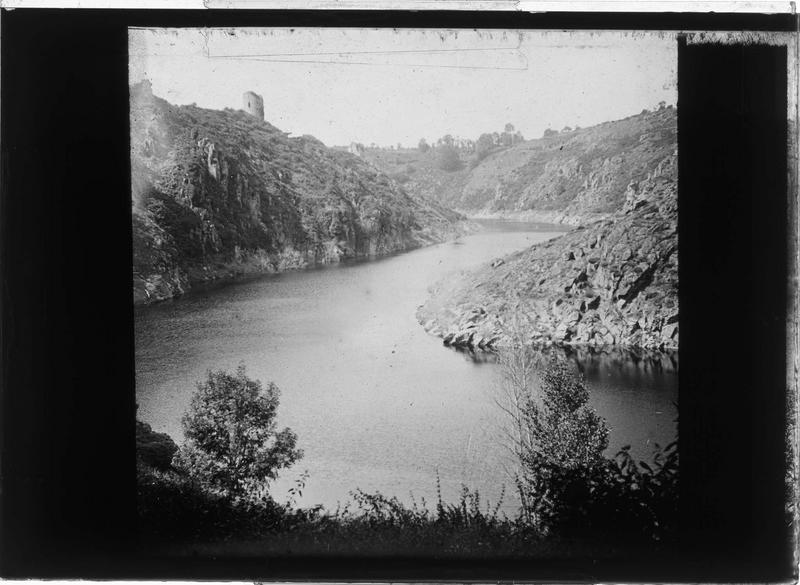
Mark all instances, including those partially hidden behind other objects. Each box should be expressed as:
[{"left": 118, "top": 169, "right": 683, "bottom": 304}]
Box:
[
  {"left": 138, "top": 461, "right": 572, "bottom": 556},
  {"left": 172, "top": 364, "right": 303, "bottom": 498},
  {"left": 495, "top": 346, "right": 679, "bottom": 542},
  {"left": 137, "top": 360, "right": 678, "bottom": 554}
]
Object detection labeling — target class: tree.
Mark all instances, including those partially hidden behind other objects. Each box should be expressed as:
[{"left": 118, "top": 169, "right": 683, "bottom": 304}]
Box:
[
  {"left": 520, "top": 360, "right": 608, "bottom": 470},
  {"left": 504, "top": 122, "right": 515, "bottom": 133},
  {"left": 436, "top": 144, "right": 462, "bottom": 172},
  {"left": 438, "top": 134, "right": 454, "bottom": 148},
  {"left": 495, "top": 343, "right": 677, "bottom": 540},
  {"left": 474, "top": 133, "right": 496, "bottom": 163},
  {"left": 494, "top": 349, "right": 609, "bottom": 529},
  {"left": 173, "top": 364, "right": 303, "bottom": 498},
  {"left": 418, "top": 138, "right": 430, "bottom": 153}
]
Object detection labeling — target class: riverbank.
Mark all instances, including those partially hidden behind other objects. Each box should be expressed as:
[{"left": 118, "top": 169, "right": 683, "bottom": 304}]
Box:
[
  {"left": 131, "top": 82, "right": 472, "bottom": 306},
  {"left": 134, "top": 218, "right": 476, "bottom": 305},
  {"left": 460, "top": 208, "right": 610, "bottom": 228},
  {"left": 417, "top": 154, "right": 678, "bottom": 353}
]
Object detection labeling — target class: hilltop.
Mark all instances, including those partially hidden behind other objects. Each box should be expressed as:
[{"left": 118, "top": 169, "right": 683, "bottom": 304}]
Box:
[
  {"left": 363, "top": 106, "right": 676, "bottom": 225},
  {"left": 130, "top": 83, "right": 465, "bottom": 304}
]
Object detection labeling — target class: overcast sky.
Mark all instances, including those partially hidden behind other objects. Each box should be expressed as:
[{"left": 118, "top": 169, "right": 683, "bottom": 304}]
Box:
[{"left": 130, "top": 28, "right": 676, "bottom": 147}]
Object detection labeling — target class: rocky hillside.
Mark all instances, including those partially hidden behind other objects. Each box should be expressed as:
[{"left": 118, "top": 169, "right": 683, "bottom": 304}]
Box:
[
  {"left": 130, "top": 82, "right": 465, "bottom": 304},
  {"left": 417, "top": 152, "right": 678, "bottom": 352},
  {"left": 365, "top": 107, "right": 676, "bottom": 225}
]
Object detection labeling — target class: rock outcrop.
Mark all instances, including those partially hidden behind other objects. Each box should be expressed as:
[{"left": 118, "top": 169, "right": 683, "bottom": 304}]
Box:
[
  {"left": 417, "top": 152, "right": 678, "bottom": 352},
  {"left": 130, "top": 81, "right": 466, "bottom": 304}
]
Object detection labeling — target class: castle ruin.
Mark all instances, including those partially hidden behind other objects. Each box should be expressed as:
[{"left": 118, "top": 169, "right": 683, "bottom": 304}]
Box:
[{"left": 242, "top": 91, "right": 264, "bottom": 120}]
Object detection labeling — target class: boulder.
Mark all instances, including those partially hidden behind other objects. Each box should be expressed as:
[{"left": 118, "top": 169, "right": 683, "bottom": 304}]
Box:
[{"left": 661, "top": 322, "right": 679, "bottom": 340}]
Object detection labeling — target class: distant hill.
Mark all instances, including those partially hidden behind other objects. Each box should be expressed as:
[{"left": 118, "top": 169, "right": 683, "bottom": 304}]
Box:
[
  {"left": 130, "top": 82, "right": 465, "bottom": 304},
  {"left": 364, "top": 107, "right": 676, "bottom": 225}
]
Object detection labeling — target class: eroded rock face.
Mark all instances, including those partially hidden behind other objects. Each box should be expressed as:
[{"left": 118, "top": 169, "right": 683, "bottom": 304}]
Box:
[
  {"left": 130, "top": 82, "right": 465, "bottom": 304},
  {"left": 418, "top": 153, "right": 678, "bottom": 351}
]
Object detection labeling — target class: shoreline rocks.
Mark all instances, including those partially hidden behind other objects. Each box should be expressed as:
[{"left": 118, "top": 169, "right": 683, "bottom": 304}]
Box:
[{"left": 417, "top": 152, "right": 678, "bottom": 353}]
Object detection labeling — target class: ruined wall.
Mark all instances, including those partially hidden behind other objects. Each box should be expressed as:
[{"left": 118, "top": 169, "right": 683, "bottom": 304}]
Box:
[{"left": 242, "top": 91, "right": 264, "bottom": 120}]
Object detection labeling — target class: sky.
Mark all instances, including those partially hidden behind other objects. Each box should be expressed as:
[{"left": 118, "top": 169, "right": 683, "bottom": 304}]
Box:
[{"left": 130, "top": 28, "right": 677, "bottom": 148}]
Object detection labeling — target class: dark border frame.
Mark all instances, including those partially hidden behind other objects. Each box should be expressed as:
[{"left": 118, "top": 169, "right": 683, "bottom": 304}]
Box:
[{"left": 1, "top": 8, "right": 796, "bottom": 581}]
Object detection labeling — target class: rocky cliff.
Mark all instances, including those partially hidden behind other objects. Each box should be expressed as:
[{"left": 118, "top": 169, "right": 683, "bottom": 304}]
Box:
[
  {"left": 130, "top": 82, "right": 465, "bottom": 304},
  {"left": 417, "top": 152, "right": 678, "bottom": 352}
]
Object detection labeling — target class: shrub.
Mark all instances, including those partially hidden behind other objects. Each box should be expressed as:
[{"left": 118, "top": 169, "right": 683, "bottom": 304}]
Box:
[
  {"left": 173, "top": 364, "right": 303, "bottom": 499},
  {"left": 518, "top": 441, "right": 678, "bottom": 541},
  {"left": 137, "top": 461, "right": 288, "bottom": 541}
]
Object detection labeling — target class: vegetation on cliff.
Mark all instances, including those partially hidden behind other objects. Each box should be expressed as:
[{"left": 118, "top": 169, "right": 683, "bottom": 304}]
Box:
[
  {"left": 364, "top": 105, "right": 676, "bottom": 224},
  {"left": 365, "top": 107, "right": 680, "bottom": 353},
  {"left": 130, "top": 81, "right": 465, "bottom": 304}
]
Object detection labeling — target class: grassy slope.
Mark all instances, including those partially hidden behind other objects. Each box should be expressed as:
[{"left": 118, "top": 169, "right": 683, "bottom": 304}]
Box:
[{"left": 364, "top": 107, "right": 676, "bottom": 223}]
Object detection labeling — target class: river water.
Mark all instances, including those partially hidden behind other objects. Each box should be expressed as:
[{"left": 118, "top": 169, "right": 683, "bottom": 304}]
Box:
[{"left": 135, "top": 220, "right": 678, "bottom": 514}]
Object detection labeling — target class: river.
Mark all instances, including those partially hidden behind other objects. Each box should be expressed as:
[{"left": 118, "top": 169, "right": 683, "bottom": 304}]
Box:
[{"left": 135, "top": 220, "right": 678, "bottom": 514}]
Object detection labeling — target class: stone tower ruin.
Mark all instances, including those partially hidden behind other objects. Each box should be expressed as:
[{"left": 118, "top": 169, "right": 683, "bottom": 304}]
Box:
[{"left": 242, "top": 91, "right": 264, "bottom": 120}]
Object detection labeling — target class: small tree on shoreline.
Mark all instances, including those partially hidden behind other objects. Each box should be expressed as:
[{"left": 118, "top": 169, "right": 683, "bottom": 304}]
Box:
[
  {"left": 495, "top": 342, "right": 677, "bottom": 540},
  {"left": 503, "top": 356, "right": 609, "bottom": 529},
  {"left": 173, "top": 364, "right": 303, "bottom": 499},
  {"left": 521, "top": 361, "right": 609, "bottom": 471}
]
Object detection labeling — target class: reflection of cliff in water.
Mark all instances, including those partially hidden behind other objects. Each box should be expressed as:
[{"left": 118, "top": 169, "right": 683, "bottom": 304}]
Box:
[{"left": 455, "top": 344, "right": 678, "bottom": 375}]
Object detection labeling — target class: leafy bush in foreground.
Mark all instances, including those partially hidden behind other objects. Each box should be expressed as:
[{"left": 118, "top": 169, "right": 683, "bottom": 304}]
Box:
[{"left": 518, "top": 441, "right": 678, "bottom": 541}]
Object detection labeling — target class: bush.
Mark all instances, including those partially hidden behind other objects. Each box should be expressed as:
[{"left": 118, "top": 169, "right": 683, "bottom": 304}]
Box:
[
  {"left": 136, "top": 420, "right": 178, "bottom": 471},
  {"left": 173, "top": 364, "right": 303, "bottom": 499},
  {"left": 518, "top": 441, "right": 678, "bottom": 541}
]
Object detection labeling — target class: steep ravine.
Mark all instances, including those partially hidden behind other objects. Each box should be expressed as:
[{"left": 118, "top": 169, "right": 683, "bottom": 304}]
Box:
[
  {"left": 417, "top": 152, "right": 678, "bottom": 352},
  {"left": 130, "top": 82, "right": 466, "bottom": 304}
]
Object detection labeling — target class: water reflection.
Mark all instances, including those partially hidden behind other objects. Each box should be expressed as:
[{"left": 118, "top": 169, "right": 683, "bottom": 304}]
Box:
[
  {"left": 453, "top": 343, "right": 678, "bottom": 375},
  {"left": 136, "top": 220, "right": 676, "bottom": 512}
]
